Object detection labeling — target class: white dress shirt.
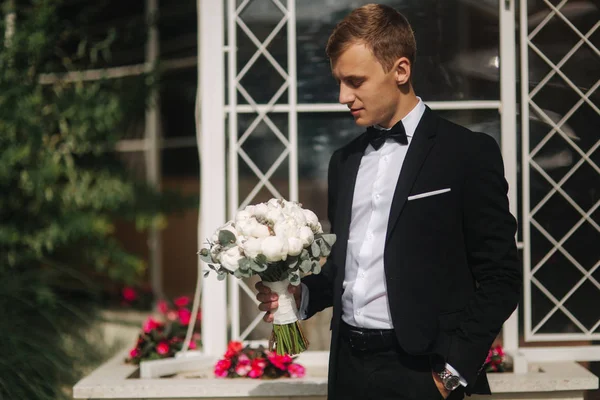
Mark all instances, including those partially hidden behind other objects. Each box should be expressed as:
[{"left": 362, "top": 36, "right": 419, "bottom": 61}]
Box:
[{"left": 299, "top": 97, "right": 466, "bottom": 386}]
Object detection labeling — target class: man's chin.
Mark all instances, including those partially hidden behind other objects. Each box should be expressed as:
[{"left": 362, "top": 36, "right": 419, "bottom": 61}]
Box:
[{"left": 353, "top": 118, "right": 371, "bottom": 127}]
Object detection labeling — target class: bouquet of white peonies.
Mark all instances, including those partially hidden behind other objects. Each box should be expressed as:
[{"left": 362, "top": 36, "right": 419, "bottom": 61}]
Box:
[{"left": 198, "top": 198, "right": 336, "bottom": 355}]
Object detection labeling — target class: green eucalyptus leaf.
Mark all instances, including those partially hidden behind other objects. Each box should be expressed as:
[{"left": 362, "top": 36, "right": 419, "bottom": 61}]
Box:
[
  {"left": 256, "top": 254, "right": 267, "bottom": 265},
  {"left": 300, "top": 259, "right": 312, "bottom": 273},
  {"left": 320, "top": 233, "right": 337, "bottom": 247},
  {"left": 203, "top": 270, "right": 210, "bottom": 278},
  {"left": 198, "top": 250, "right": 214, "bottom": 264},
  {"left": 310, "top": 240, "right": 320, "bottom": 258},
  {"left": 238, "top": 258, "right": 252, "bottom": 271},
  {"left": 218, "top": 230, "right": 236, "bottom": 245},
  {"left": 251, "top": 259, "right": 268, "bottom": 272},
  {"left": 217, "top": 273, "right": 227, "bottom": 281},
  {"left": 312, "top": 261, "right": 321, "bottom": 275}
]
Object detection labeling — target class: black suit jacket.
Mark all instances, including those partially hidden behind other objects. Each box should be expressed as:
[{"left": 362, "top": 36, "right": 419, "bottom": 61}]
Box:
[{"left": 302, "top": 106, "right": 521, "bottom": 398}]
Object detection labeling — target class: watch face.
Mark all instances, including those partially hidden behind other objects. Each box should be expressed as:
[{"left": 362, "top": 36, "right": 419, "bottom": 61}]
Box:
[{"left": 444, "top": 375, "right": 461, "bottom": 391}]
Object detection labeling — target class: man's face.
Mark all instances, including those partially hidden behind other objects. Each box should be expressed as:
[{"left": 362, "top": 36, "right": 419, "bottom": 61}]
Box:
[{"left": 331, "top": 42, "right": 402, "bottom": 128}]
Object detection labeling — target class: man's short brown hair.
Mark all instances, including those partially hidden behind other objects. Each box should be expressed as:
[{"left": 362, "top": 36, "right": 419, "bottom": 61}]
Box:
[{"left": 326, "top": 4, "right": 417, "bottom": 72}]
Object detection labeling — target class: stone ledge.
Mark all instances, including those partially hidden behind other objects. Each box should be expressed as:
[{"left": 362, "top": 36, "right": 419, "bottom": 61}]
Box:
[{"left": 73, "top": 350, "right": 598, "bottom": 399}]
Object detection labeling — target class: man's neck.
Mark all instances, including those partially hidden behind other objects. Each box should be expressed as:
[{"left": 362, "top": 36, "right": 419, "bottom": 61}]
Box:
[{"left": 379, "top": 93, "right": 420, "bottom": 129}]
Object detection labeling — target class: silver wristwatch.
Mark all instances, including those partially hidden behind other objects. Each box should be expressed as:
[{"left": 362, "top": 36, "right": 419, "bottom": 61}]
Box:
[{"left": 438, "top": 368, "right": 461, "bottom": 391}]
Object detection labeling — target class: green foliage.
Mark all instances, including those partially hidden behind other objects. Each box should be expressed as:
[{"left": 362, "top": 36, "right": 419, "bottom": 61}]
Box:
[{"left": 0, "top": 1, "right": 194, "bottom": 398}]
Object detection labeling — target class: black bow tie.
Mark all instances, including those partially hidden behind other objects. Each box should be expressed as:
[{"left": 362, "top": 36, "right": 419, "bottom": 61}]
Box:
[{"left": 366, "top": 120, "right": 408, "bottom": 150}]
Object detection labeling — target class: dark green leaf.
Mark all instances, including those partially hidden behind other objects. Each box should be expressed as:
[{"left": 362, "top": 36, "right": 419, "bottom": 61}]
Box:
[{"left": 218, "top": 230, "right": 236, "bottom": 245}]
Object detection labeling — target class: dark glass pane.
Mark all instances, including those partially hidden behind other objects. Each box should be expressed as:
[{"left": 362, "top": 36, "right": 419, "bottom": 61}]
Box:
[
  {"left": 161, "top": 67, "right": 197, "bottom": 139},
  {"left": 295, "top": 0, "right": 501, "bottom": 102}
]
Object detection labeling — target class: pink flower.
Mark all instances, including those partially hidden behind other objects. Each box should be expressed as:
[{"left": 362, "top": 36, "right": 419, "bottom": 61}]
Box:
[
  {"left": 167, "top": 310, "right": 178, "bottom": 321},
  {"left": 156, "top": 300, "right": 169, "bottom": 314},
  {"left": 174, "top": 296, "right": 190, "bottom": 308},
  {"left": 189, "top": 340, "right": 197, "bottom": 350},
  {"left": 235, "top": 354, "right": 251, "bottom": 376},
  {"left": 178, "top": 308, "right": 192, "bottom": 325},
  {"left": 156, "top": 341, "right": 170, "bottom": 355},
  {"left": 129, "top": 348, "right": 140, "bottom": 359},
  {"left": 288, "top": 363, "right": 306, "bottom": 378},
  {"left": 268, "top": 353, "right": 292, "bottom": 370},
  {"left": 122, "top": 287, "right": 137, "bottom": 302},
  {"left": 214, "top": 359, "right": 232, "bottom": 378},
  {"left": 142, "top": 317, "right": 162, "bottom": 333}
]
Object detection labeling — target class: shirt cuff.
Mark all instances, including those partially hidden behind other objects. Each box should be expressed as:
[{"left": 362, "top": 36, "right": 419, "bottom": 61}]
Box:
[
  {"left": 298, "top": 282, "right": 309, "bottom": 320},
  {"left": 445, "top": 363, "right": 468, "bottom": 387}
]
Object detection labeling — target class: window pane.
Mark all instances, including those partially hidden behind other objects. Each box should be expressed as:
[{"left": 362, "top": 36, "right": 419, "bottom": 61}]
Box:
[{"left": 296, "top": 0, "right": 501, "bottom": 102}]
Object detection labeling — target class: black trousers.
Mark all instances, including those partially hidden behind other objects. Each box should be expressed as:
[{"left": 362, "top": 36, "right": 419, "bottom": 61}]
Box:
[{"left": 333, "top": 333, "right": 465, "bottom": 400}]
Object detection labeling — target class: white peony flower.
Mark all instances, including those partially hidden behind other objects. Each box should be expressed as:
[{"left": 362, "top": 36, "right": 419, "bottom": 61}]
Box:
[
  {"left": 298, "top": 226, "right": 314, "bottom": 247},
  {"left": 240, "top": 237, "right": 264, "bottom": 259},
  {"left": 253, "top": 203, "right": 269, "bottom": 218},
  {"left": 283, "top": 204, "right": 307, "bottom": 226},
  {"left": 302, "top": 209, "right": 320, "bottom": 230},
  {"left": 237, "top": 218, "right": 271, "bottom": 238},
  {"left": 235, "top": 210, "right": 253, "bottom": 225},
  {"left": 236, "top": 235, "right": 248, "bottom": 247},
  {"left": 273, "top": 217, "right": 299, "bottom": 239},
  {"left": 287, "top": 237, "right": 304, "bottom": 256},
  {"left": 261, "top": 236, "right": 289, "bottom": 262},
  {"left": 249, "top": 221, "right": 271, "bottom": 238},
  {"left": 266, "top": 208, "right": 284, "bottom": 225},
  {"left": 220, "top": 246, "right": 244, "bottom": 272},
  {"left": 267, "top": 198, "right": 282, "bottom": 209},
  {"left": 243, "top": 205, "right": 256, "bottom": 215}
]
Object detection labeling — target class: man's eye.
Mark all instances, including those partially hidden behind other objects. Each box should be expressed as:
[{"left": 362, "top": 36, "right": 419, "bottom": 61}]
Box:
[{"left": 350, "top": 80, "right": 363, "bottom": 87}]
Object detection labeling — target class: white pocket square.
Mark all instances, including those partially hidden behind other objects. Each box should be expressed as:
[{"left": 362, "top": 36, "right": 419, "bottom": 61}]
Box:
[{"left": 407, "top": 188, "right": 451, "bottom": 201}]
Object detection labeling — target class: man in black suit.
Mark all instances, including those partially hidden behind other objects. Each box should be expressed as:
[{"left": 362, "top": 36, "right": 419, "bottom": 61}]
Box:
[{"left": 256, "top": 4, "right": 521, "bottom": 399}]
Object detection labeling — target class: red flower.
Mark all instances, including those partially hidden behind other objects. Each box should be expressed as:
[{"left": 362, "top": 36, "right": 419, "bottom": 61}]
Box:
[
  {"left": 156, "top": 341, "right": 170, "bottom": 355},
  {"left": 248, "top": 358, "right": 267, "bottom": 379},
  {"left": 142, "top": 317, "right": 163, "bottom": 333},
  {"left": 129, "top": 348, "right": 140, "bottom": 359},
  {"left": 288, "top": 363, "right": 306, "bottom": 378},
  {"left": 214, "top": 359, "right": 232, "bottom": 377},
  {"left": 122, "top": 287, "right": 137, "bottom": 302},
  {"left": 189, "top": 340, "right": 197, "bottom": 350},
  {"left": 174, "top": 296, "right": 190, "bottom": 308},
  {"left": 267, "top": 353, "right": 292, "bottom": 370},
  {"left": 178, "top": 308, "right": 192, "bottom": 325},
  {"left": 156, "top": 300, "right": 169, "bottom": 314},
  {"left": 224, "top": 341, "right": 243, "bottom": 359},
  {"left": 493, "top": 345, "right": 505, "bottom": 357}
]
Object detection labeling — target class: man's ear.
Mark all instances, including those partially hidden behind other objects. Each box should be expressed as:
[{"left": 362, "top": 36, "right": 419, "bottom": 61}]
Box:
[{"left": 394, "top": 57, "right": 412, "bottom": 86}]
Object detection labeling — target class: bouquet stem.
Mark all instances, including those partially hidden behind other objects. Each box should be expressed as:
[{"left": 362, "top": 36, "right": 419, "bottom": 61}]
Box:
[
  {"left": 262, "top": 276, "right": 309, "bottom": 356},
  {"left": 270, "top": 321, "right": 309, "bottom": 355}
]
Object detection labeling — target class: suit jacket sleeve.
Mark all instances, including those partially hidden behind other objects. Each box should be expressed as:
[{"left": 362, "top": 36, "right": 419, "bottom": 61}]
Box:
[
  {"left": 439, "top": 133, "right": 521, "bottom": 385},
  {"left": 301, "top": 149, "right": 341, "bottom": 319}
]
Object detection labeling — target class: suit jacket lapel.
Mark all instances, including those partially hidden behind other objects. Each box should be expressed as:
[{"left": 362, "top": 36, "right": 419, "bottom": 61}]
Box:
[
  {"left": 334, "top": 135, "right": 367, "bottom": 283},
  {"left": 386, "top": 107, "right": 439, "bottom": 244}
]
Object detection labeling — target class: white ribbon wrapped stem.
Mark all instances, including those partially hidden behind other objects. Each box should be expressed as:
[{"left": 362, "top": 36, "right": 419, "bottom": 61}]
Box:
[{"left": 263, "top": 280, "right": 300, "bottom": 325}]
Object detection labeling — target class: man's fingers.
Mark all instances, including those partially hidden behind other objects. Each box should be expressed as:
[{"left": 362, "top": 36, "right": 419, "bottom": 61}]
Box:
[
  {"left": 256, "top": 292, "right": 278, "bottom": 303},
  {"left": 263, "top": 311, "right": 274, "bottom": 323},
  {"left": 255, "top": 281, "right": 271, "bottom": 294},
  {"left": 258, "top": 301, "right": 278, "bottom": 312}
]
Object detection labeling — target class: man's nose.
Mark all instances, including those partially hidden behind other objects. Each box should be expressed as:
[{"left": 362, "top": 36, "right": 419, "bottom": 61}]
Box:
[{"left": 339, "top": 84, "right": 354, "bottom": 105}]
